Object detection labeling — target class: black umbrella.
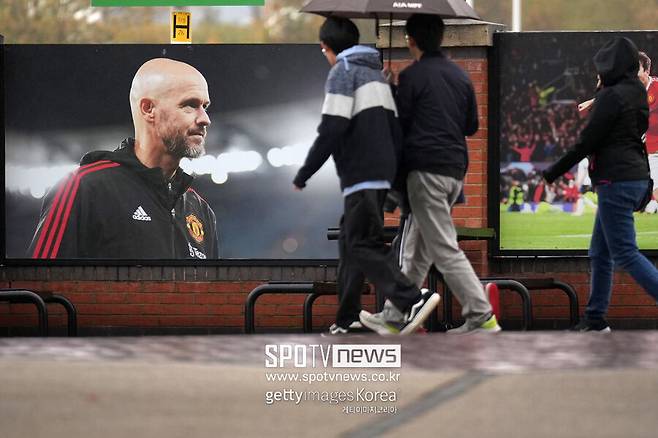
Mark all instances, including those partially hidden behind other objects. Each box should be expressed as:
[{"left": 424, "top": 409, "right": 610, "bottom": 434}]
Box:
[
  {"left": 300, "top": 0, "right": 480, "bottom": 20},
  {"left": 300, "top": 0, "right": 481, "bottom": 69}
]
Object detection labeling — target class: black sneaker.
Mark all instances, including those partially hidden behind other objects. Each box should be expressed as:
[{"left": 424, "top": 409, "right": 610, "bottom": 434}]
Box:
[
  {"left": 400, "top": 290, "right": 440, "bottom": 335},
  {"left": 570, "top": 318, "right": 611, "bottom": 332},
  {"left": 322, "top": 321, "right": 366, "bottom": 336},
  {"left": 359, "top": 290, "right": 440, "bottom": 336}
]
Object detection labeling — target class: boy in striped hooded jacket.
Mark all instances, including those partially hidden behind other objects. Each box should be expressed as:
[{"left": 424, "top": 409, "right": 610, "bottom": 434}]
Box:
[{"left": 293, "top": 16, "right": 439, "bottom": 336}]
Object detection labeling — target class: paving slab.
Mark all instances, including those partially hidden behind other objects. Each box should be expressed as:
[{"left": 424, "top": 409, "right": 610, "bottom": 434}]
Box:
[{"left": 1, "top": 332, "right": 658, "bottom": 438}]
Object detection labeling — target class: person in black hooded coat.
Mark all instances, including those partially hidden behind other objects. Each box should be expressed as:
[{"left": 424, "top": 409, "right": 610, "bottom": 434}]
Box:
[{"left": 543, "top": 37, "right": 658, "bottom": 331}]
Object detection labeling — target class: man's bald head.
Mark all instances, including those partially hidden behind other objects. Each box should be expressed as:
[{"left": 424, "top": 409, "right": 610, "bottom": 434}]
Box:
[
  {"left": 130, "top": 58, "right": 211, "bottom": 163},
  {"left": 130, "top": 58, "right": 208, "bottom": 120}
]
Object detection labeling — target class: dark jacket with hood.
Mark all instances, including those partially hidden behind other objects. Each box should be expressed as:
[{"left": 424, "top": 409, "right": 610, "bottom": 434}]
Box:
[
  {"left": 544, "top": 37, "right": 650, "bottom": 185},
  {"left": 395, "top": 50, "right": 479, "bottom": 181},
  {"left": 293, "top": 45, "right": 401, "bottom": 191},
  {"left": 28, "top": 138, "right": 218, "bottom": 259}
]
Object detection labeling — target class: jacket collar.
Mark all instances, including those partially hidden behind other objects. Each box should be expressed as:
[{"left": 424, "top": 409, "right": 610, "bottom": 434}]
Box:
[
  {"left": 115, "top": 138, "right": 194, "bottom": 197},
  {"left": 420, "top": 50, "right": 445, "bottom": 60}
]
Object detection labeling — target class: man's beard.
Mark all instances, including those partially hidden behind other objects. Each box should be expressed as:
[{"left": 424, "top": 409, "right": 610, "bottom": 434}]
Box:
[{"left": 164, "top": 131, "right": 205, "bottom": 159}]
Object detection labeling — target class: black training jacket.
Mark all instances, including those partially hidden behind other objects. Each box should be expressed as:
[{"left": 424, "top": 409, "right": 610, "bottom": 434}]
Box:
[
  {"left": 544, "top": 37, "right": 650, "bottom": 185},
  {"left": 396, "top": 51, "right": 479, "bottom": 180},
  {"left": 28, "top": 138, "right": 219, "bottom": 260}
]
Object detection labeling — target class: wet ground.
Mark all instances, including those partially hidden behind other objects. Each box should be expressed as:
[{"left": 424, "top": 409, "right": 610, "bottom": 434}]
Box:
[{"left": 1, "top": 332, "right": 657, "bottom": 437}]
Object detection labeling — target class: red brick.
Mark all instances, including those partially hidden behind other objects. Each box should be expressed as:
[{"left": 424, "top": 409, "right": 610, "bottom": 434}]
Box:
[
  {"left": 160, "top": 294, "right": 195, "bottom": 304},
  {"left": 227, "top": 294, "right": 249, "bottom": 305},
  {"left": 609, "top": 307, "right": 658, "bottom": 318},
  {"left": 45, "top": 305, "right": 66, "bottom": 316},
  {"left": 468, "top": 148, "right": 485, "bottom": 160},
  {"left": 126, "top": 293, "right": 161, "bottom": 304},
  {"left": 195, "top": 294, "right": 229, "bottom": 305},
  {"left": 467, "top": 71, "right": 485, "bottom": 83},
  {"left": 211, "top": 304, "right": 243, "bottom": 315},
  {"left": 142, "top": 282, "right": 177, "bottom": 293},
  {"left": 260, "top": 316, "right": 303, "bottom": 327},
  {"left": 8, "top": 303, "right": 43, "bottom": 314},
  {"left": 74, "top": 282, "right": 109, "bottom": 293},
  {"left": 158, "top": 316, "right": 220, "bottom": 327},
  {"left": 258, "top": 295, "right": 306, "bottom": 305},
  {"left": 47, "top": 281, "right": 81, "bottom": 295},
  {"left": 80, "top": 315, "right": 160, "bottom": 327},
  {"left": 275, "top": 305, "right": 304, "bottom": 315},
  {"left": 530, "top": 293, "right": 571, "bottom": 306},
  {"left": 464, "top": 174, "right": 485, "bottom": 185},
  {"left": 106, "top": 282, "right": 141, "bottom": 293},
  {"left": 312, "top": 305, "right": 338, "bottom": 316},
  {"left": 0, "top": 314, "right": 39, "bottom": 326},
  {"left": 213, "top": 315, "right": 243, "bottom": 327},
  {"left": 8, "top": 281, "right": 47, "bottom": 291},
  {"left": 142, "top": 304, "right": 209, "bottom": 316},
  {"left": 463, "top": 185, "right": 484, "bottom": 196},
  {"left": 76, "top": 304, "right": 143, "bottom": 315},
  {"left": 612, "top": 294, "right": 657, "bottom": 306},
  {"left": 313, "top": 296, "right": 338, "bottom": 306},
  {"left": 473, "top": 81, "right": 485, "bottom": 94},
  {"left": 240, "top": 282, "right": 264, "bottom": 293},
  {"left": 96, "top": 293, "right": 127, "bottom": 304},
  {"left": 533, "top": 307, "right": 573, "bottom": 319},
  {"left": 182, "top": 282, "right": 240, "bottom": 293},
  {"left": 54, "top": 292, "right": 96, "bottom": 304}
]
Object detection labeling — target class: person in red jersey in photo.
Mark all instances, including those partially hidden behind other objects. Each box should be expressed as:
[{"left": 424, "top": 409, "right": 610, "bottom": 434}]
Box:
[{"left": 638, "top": 51, "right": 658, "bottom": 212}]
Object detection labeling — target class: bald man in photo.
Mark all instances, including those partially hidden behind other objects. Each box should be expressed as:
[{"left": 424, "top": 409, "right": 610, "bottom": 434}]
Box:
[{"left": 28, "top": 58, "right": 219, "bottom": 259}]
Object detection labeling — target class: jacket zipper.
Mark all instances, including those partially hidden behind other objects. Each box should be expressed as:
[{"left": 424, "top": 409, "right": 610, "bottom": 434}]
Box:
[{"left": 169, "top": 182, "right": 176, "bottom": 257}]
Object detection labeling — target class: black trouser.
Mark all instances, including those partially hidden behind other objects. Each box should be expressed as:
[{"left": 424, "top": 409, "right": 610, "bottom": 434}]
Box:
[{"left": 336, "top": 189, "right": 420, "bottom": 327}]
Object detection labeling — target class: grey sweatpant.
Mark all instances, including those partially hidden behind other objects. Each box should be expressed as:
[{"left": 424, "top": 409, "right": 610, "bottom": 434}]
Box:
[{"left": 401, "top": 171, "right": 492, "bottom": 322}]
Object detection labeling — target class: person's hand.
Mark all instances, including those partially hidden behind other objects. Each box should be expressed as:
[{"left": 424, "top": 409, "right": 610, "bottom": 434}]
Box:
[
  {"left": 382, "top": 67, "right": 394, "bottom": 84},
  {"left": 578, "top": 98, "right": 595, "bottom": 112},
  {"left": 293, "top": 184, "right": 303, "bottom": 192}
]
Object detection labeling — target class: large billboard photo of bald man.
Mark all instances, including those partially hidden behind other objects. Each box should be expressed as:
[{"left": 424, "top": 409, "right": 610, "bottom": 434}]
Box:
[{"left": 3, "top": 45, "right": 341, "bottom": 260}]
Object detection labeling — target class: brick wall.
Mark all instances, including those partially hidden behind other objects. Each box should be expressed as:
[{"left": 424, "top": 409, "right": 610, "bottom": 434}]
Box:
[
  {"left": 2, "top": 42, "right": 658, "bottom": 335},
  {"left": 0, "top": 269, "right": 376, "bottom": 335}
]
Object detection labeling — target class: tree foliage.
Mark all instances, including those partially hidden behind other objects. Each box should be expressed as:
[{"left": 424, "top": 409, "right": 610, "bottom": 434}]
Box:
[
  {"left": 474, "top": 0, "right": 658, "bottom": 31},
  {"left": 0, "top": 0, "right": 657, "bottom": 43}
]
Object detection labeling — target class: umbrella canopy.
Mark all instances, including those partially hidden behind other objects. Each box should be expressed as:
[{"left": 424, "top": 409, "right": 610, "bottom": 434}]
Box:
[{"left": 300, "top": 0, "right": 481, "bottom": 20}]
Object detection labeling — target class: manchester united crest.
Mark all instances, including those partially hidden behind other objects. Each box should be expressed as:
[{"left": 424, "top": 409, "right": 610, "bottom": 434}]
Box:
[
  {"left": 186, "top": 214, "right": 205, "bottom": 243},
  {"left": 649, "top": 94, "right": 656, "bottom": 105}
]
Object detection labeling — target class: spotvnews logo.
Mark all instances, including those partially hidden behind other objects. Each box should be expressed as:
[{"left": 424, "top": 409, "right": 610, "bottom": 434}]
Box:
[{"left": 265, "top": 344, "right": 401, "bottom": 368}]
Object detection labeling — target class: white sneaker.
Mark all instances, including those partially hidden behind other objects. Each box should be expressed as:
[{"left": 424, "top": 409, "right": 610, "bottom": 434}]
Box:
[{"left": 447, "top": 313, "right": 502, "bottom": 335}]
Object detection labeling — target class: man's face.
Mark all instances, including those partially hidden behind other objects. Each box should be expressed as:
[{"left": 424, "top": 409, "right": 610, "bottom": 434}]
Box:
[
  {"left": 156, "top": 77, "right": 211, "bottom": 159},
  {"left": 638, "top": 61, "right": 650, "bottom": 87}
]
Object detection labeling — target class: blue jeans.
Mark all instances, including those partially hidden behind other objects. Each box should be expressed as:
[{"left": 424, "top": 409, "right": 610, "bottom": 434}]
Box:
[{"left": 586, "top": 180, "right": 658, "bottom": 319}]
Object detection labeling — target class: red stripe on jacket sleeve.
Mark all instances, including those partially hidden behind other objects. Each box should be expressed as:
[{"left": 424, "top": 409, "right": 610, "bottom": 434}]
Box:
[
  {"left": 32, "top": 161, "right": 113, "bottom": 258},
  {"left": 48, "top": 162, "right": 120, "bottom": 259}
]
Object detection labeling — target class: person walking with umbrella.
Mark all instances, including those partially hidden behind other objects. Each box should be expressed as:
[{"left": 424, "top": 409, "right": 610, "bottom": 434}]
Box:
[
  {"left": 361, "top": 14, "right": 501, "bottom": 334},
  {"left": 293, "top": 16, "right": 439, "bottom": 335}
]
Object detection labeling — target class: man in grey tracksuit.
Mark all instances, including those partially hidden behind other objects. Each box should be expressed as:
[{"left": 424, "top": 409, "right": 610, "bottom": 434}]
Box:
[{"left": 395, "top": 14, "right": 500, "bottom": 334}]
